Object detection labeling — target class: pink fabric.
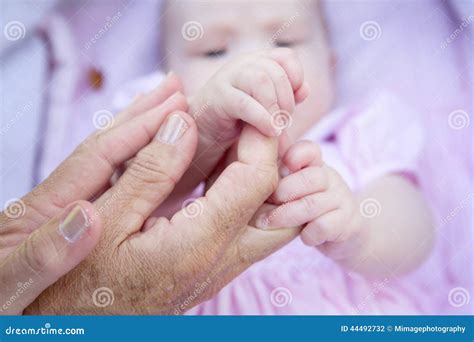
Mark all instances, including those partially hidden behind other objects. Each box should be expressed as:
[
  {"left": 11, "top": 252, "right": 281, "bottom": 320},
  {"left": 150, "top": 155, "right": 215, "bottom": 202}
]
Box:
[{"left": 322, "top": 0, "right": 473, "bottom": 315}]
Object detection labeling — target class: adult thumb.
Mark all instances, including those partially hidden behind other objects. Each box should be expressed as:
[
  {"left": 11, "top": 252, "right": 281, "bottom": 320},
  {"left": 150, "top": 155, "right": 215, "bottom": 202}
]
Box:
[{"left": 0, "top": 201, "right": 101, "bottom": 314}]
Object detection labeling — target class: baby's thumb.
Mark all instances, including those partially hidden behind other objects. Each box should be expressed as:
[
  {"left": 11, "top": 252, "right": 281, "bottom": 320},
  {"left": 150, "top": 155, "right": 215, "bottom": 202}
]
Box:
[{"left": 0, "top": 201, "right": 101, "bottom": 314}]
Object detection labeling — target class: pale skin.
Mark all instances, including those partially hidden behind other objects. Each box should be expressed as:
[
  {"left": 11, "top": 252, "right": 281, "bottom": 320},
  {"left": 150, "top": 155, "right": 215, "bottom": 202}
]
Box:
[{"left": 162, "top": 0, "right": 434, "bottom": 277}]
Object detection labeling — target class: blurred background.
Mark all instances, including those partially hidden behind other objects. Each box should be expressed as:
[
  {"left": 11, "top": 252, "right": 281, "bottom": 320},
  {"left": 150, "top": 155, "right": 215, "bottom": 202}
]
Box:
[{"left": 1, "top": 0, "right": 472, "bottom": 315}]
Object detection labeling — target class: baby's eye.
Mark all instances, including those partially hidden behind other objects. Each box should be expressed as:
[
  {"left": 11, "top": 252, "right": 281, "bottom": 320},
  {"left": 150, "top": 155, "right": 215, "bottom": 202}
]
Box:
[
  {"left": 203, "top": 48, "right": 227, "bottom": 58},
  {"left": 274, "top": 40, "right": 295, "bottom": 48}
]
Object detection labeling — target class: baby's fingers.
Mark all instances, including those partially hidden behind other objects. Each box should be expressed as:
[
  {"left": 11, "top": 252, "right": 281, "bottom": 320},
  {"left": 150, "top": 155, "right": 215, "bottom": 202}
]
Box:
[
  {"left": 271, "top": 166, "right": 328, "bottom": 204},
  {"left": 263, "top": 48, "right": 304, "bottom": 94},
  {"left": 301, "top": 209, "right": 344, "bottom": 246},
  {"left": 283, "top": 140, "right": 323, "bottom": 172},
  {"left": 255, "top": 192, "right": 337, "bottom": 229},
  {"left": 226, "top": 87, "right": 280, "bottom": 136},
  {"left": 254, "top": 59, "right": 295, "bottom": 115}
]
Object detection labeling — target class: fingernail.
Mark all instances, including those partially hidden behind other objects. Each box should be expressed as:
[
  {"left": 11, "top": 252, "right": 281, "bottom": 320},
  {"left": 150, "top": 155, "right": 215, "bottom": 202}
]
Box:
[
  {"left": 255, "top": 213, "right": 270, "bottom": 229},
  {"left": 156, "top": 113, "right": 189, "bottom": 144},
  {"left": 279, "top": 165, "right": 290, "bottom": 177},
  {"left": 166, "top": 70, "right": 175, "bottom": 78},
  {"left": 59, "top": 205, "right": 90, "bottom": 243}
]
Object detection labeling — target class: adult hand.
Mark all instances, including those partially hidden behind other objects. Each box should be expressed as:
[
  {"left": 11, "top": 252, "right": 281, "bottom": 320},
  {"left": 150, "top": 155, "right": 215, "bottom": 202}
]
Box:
[
  {"left": 24, "top": 119, "right": 299, "bottom": 314},
  {"left": 14, "top": 73, "right": 299, "bottom": 314},
  {"left": 0, "top": 73, "right": 186, "bottom": 314}
]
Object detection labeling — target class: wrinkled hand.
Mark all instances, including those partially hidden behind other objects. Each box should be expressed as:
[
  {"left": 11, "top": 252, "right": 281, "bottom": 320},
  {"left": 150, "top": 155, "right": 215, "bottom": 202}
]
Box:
[
  {"left": 17, "top": 79, "right": 298, "bottom": 314},
  {"left": 0, "top": 74, "right": 190, "bottom": 314}
]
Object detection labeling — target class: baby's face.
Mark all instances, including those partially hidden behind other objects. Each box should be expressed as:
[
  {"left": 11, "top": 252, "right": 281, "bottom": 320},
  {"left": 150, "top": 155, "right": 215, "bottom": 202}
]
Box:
[{"left": 163, "top": 0, "right": 334, "bottom": 140}]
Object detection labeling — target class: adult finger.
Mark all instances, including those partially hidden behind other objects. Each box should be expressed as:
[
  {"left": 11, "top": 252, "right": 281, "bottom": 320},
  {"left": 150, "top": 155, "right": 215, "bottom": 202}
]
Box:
[
  {"left": 97, "top": 110, "right": 198, "bottom": 238},
  {"left": 24, "top": 93, "right": 187, "bottom": 224},
  {"left": 206, "top": 203, "right": 300, "bottom": 290},
  {"left": 172, "top": 125, "right": 279, "bottom": 246},
  {"left": 0, "top": 201, "right": 101, "bottom": 315}
]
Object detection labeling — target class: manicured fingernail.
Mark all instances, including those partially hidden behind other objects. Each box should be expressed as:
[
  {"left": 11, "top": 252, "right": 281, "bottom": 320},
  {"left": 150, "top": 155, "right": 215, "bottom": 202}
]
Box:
[
  {"left": 59, "top": 205, "right": 90, "bottom": 243},
  {"left": 156, "top": 113, "right": 189, "bottom": 144}
]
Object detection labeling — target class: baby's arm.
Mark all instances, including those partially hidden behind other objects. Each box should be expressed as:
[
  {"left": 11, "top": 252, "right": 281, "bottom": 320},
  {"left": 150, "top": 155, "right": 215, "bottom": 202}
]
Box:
[
  {"left": 170, "top": 48, "right": 307, "bottom": 199},
  {"left": 257, "top": 141, "right": 434, "bottom": 278},
  {"left": 343, "top": 175, "right": 434, "bottom": 276}
]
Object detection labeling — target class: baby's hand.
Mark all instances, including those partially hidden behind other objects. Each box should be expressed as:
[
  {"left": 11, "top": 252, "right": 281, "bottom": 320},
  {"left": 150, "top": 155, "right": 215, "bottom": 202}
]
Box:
[
  {"left": 190, "top": 48, "right": 308, "bottom": 143},
  {"left": 256, "top": 141, "right": 365, "bottom": 260}
]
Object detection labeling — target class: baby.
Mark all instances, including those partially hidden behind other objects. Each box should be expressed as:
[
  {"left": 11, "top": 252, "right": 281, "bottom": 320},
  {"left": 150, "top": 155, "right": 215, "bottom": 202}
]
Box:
[{"left": 121, "top": 0, "right": 435, "bottom": 313}]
